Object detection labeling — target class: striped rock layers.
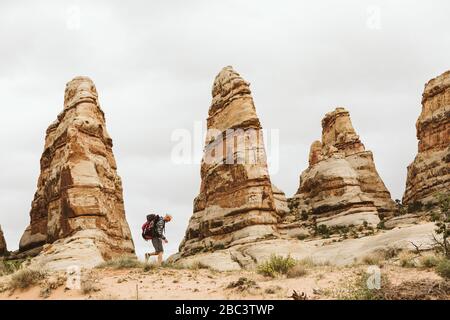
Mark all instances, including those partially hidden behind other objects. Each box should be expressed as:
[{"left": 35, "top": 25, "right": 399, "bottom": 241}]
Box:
[
  {"left": 178, "top": 66, "right": 287, "bottom": 257},
  {"left": 19, "top": 77, "right": 134, "bottom": 266},
  {"left": 403, "top": 71, "right": 450, "bottom": 205},
  {"left": 292, "top": 108, "right": 396, "bottom": 227}
]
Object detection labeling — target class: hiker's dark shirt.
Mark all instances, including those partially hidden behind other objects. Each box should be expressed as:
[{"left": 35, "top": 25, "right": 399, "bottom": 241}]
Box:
[{"left": 154, "top": 217, "right": 166, "bottom": 240}]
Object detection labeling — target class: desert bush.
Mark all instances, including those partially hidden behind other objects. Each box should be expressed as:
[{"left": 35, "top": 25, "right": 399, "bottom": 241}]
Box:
[
  {"left": 226, "top": 277, "right": 259, "bottom": 291},
  {"left": 286, "top": 264, "right": 308, "bottom": 278},
  {"left": 0, "top": 259, "right": 24, "bottom": 276},
  {"left": 81, "top": 274, "right": 100, "bottom": 295},
  {"left": 362, "top": 252, "right": 384, "bottom": 265},
  {"left": 432, "top": 193, "right": 450, "bottom": 258},
  {"left": 407, "top": 201, "right": 423, "bottom": 213},
  {"left": 143, "top": 263, "right": 159, "bottom": 272},
  {"left": 257, "top": 255, "right": 296, "bottom": 277},
  {"left": 435, "top": 259, "right": 450, "bottom": 279},
  {"left": 337, "top": 273, "right": 388, "bottom": 300},
  {"left": 287, "top": 198, "right": 300, "bottom": 211},
  {"left": 39, "top": 273, "right": 66, "bottom": 298},
  {"left": 9, "top": 268, "right": 46, "bottom": 290},
  {"left": 212, "top": 243, "right": 226, "bottom": 250},
  {"left": 296, "top": 234, "right": 308, "bottom": 240},
  {"left": 377, "top": 220, "right": 386, "bottom": 230},
  {"left": 419, "top": 254, "right": 440, "bottom": 268},
  {"left": 264, "top": 286, "right": 282, "bottom": 294},
  {"left": 383, "top": 247, "right": 400, "bottom": 260},
  {"left": 96, "top": 256, "right": 144, "bottom": 269},
  {"left": 431, "top": 212, "right": 441, "bottom": 222},
  {"left": 188, "top": 261, "right": 210, "bottom": 270},
  {"left": 398, "top": 251, "right": 418, "bottom": 268},
  {"left": 300, "top": 210, "right": 309, "bottom": 221},
  {"left": 315, "top": 224, "right": 330, "bottom": 238},
  {"left": 425, "top": 202, "right": 434, "bottom": 211}
]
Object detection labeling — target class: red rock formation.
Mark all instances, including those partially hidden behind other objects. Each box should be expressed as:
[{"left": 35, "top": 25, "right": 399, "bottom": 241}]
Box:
[
  {"left": 0, "top": 225, "right": 7, "bottom": 256},
  {"left": 19, "top": 77, "right": 134, "bottom": 263},
  {"left": 403, "top": 71, "right": 450, "bottom": 205},
  {"left": 178, "top": 66, "right": 286, "bottom": 257},
  {"left": 292, "top": 108, "right": 396, "bottom": 227}
]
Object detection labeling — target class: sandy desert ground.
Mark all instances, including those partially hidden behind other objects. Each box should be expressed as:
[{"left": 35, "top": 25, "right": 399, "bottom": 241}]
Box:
[{"left": 1, "top": 256, "right": 449, "bottom": 300}]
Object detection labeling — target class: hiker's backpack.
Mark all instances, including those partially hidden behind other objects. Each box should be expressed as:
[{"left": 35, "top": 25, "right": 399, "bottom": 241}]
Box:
[{"left": 142, "top": 214, "right": 159, "bottom": 241}]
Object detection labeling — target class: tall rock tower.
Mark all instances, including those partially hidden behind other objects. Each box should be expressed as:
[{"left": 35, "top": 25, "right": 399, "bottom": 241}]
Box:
[
  {"left": 292, "top": 108, "right": 396, "bottom": 227},
  {"left": 19, "top": 77, "right": 134, "bottom": 267},
  {"left": 403, "top": 71, "right": 450, "bottom": 205},
  {"left": 0, "top": 225, "right": 7, "bottom": 256},
  {"left": 178, "top": 66, "right": 288, "bottom": 257}
]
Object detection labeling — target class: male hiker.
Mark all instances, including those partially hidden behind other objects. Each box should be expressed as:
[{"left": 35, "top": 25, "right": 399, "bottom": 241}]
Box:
[{"left": 143, "top": 214, "right": 172, "bottom": 264}]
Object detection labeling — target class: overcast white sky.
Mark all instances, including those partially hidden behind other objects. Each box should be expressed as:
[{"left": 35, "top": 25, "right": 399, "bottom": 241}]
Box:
[{"left": 0, "top": 0, "right": 449, "bottom": 259}]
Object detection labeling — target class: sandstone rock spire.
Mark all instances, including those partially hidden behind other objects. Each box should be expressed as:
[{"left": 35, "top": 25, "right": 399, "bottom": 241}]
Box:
[
  {"left": 403, "top": 70, "right": 450, "bottom": 205},
  {"left": 19, "top": 76, "right": 135, "bottom": 268},
  {"left": 0, "top": 225, "right": 7, "bottom": 256},
  {"left": 178, "top": 66, "right": 287, "bottom": 257},
  {"left": 292, "top": 107, "right": 396, "bottom": 227}
]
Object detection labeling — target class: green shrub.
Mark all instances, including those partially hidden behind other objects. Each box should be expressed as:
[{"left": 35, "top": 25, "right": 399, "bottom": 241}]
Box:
[
  {"left": 337, "top": 273, "right": 387, "bottom": 300},
  {"left": 296, "top": 234, "right": 308, "bottom": 240},
  {"left": 435, "top": 259, "right": 450, "bottom": 279},
  {"left": 300, "top": 210, "right": 308, "bottom": 221},
  {"left": 213, "top": 243, "right": 226, "bottom": 250},
  {"left": 316, "top": 224, "right": 330, "bottom": 238},
  {"left": 257, "top": 255, "right": 296, "bottom": 277},
  {"left": 377, "top": 220, "right": 386, "bottom": 230},
  {"left": 399, "top": 252, "right": 418, "bottom": 268},
  {"left": 0, "top": 259, "right": 24, "bottom": 276},
  {"left": 9, "top": 268, "right": 46, "bottom": 290},
  {"left": 96, "top": 256, "right": 144, "bottom": 269},
  {"left": 432, "top": 193, "right": 450, "bottom": 258},
  {"left": 431, "top": 212, "right": 441, "bottom": 222},
  {"left": 419, "top": 254, "right": 440, "bottom": 268},
  {"left": 407, "top": 201, "right": 423, "bottom": 213},
  {"left": 287, "top": 198, "right": 300, "bottom": 211}
]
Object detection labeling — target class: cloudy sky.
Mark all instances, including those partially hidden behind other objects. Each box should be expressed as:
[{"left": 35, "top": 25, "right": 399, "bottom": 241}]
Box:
[{"left": 0, "top": 0, "right": 449, "bottom": 259}]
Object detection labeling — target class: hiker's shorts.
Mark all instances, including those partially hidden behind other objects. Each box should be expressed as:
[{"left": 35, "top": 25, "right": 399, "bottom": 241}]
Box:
[{"left": 152, "top": 238, "right": 164, "bottom": 253}]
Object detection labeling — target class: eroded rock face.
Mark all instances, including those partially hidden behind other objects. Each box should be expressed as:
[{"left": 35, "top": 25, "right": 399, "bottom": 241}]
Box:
[
  {"left": 292, "top": 108, "right": 396, "bottom": 227},
  {"left": 403, "top": 71, "right": 450, "bottom": 205},
  {"left": 0, "top": 225, "right": 7, "bottom": 256},
  {"left": 19, "top": 76, "right": 135, "bottom": 263},
  {"left": 178, "top": 66, "right": 286, "bottom": 257},
  {"left": 172, "top": 223, "right": 437, "bottom": 271}
]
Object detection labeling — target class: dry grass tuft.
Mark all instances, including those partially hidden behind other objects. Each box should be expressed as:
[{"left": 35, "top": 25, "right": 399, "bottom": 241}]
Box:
[
  {"left": 398, "top": 251, "right": 418, "bottom": 268},
  {"left": 287, "top": 264, "right": 308, "bottom": 278},
  {"left": 97, "top": 256, "right": 144, "bottom": 270},
  {"left": 9, "top": 268, "right": 46, "bottom": 290}
]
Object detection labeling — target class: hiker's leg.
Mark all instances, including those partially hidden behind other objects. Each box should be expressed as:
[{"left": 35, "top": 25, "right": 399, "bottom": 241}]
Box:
[{"left": 157, "top": 252, "right": 163, "bottom": 264}]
